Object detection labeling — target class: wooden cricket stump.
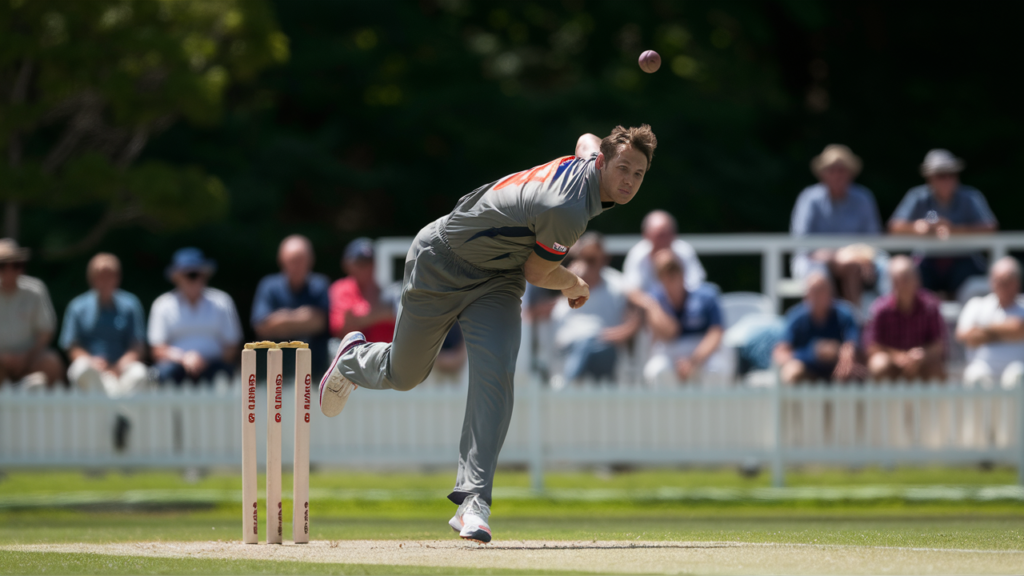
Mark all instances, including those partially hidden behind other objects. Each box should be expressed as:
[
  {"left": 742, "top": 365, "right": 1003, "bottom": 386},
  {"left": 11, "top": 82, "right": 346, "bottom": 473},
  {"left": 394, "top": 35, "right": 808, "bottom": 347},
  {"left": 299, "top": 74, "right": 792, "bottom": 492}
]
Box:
[{"left": 241, "top": 341, "right": 311, "bottom": 544}]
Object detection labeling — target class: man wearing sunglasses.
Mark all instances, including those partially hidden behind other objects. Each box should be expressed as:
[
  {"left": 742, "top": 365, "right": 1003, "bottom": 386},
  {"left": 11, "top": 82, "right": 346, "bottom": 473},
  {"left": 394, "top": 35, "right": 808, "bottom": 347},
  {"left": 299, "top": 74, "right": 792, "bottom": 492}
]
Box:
[
  {"left": 148, "top": 247, "right": 242, "bottom": 385},
  {"left": 0, "top": 238, "right": 64, "bottom": 388}
]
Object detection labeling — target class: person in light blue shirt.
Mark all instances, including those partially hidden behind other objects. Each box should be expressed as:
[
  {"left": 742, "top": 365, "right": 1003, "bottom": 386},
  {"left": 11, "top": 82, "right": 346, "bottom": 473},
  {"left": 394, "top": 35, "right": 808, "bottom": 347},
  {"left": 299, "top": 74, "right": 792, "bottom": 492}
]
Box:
[
  {"left": 889, "top": 149, "right": 998, "bottom": 296},
  {"left": 59, "top": 253, "right": 149, "bottom": 450},
  {"left": 790, "top": 145, "right": 883, "bottom": 307}
]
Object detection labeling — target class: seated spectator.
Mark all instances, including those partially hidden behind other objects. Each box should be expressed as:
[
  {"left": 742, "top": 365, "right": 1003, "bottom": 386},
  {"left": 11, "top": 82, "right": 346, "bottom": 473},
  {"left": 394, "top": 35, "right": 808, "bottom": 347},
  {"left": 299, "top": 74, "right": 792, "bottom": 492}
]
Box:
[
  {"left": 623, "top": 209, "right": 706, "bottom": 293},
  {"left": 889, "top": 149, "right": 997, "bottom": 297},
  {"left": 956, "top": 257, "right": 1024, "bottom": 389},
  {"left": 631, "top": 250, "right": 730, "bottom": 386},
  {"left": 149, "top": 248, "right": 241, "bottom": 385},
  {"left": 60, "top": 253, "right": 148, "bottom": 449},
  {"left": 329, "top": 238, "right": 396, "bottom": 344},
  {"left": 790, "top": 144, "right": 882, "bottom": 306},
  {"left": 863, "top": 256, "right": 946, "bottom": 381},
  {"left": 774, "top": 272, "right": 865, "bottom": 384},
  {"left": 551, "top": 233, "right": 640, "bottom": 383},
  {"left": 432, "top": 323, "right": 468, "bottom": 382},
  {"left": 252, "top": 235, "right": 330, "bottom": 377},
  {"left": 0, "top": 239, "right": 64, "bottom": 388}
]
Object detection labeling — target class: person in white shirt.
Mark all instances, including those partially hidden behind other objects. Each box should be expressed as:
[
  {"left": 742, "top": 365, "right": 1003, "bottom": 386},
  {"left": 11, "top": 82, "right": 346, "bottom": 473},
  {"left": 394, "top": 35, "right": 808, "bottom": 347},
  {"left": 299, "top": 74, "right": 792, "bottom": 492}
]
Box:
[
  {"left": 551, "top": 233, "right": 640, "bottom": 383},
  {"left": 956, "top": 257, "right": 1024, "bottom": 389},
  {"left": 0, "top": 238, "right": 64, "bottom": 388},
  {"left": 623, "top": 210, "right": 705, "bottom": 294},
  {"left": 149, "top": 248, "right": 242, "bottom": 385}
]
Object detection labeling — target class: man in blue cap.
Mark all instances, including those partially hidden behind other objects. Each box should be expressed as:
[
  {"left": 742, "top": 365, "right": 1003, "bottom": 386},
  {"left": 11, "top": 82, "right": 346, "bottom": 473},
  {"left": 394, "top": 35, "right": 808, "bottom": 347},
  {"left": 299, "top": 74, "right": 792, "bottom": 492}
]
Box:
[
  {"left": 148, "top": 248, "right": 242, "bottom": 384},
  {"left": 319, "top": 125, "right": 658, "bottom": 543}
]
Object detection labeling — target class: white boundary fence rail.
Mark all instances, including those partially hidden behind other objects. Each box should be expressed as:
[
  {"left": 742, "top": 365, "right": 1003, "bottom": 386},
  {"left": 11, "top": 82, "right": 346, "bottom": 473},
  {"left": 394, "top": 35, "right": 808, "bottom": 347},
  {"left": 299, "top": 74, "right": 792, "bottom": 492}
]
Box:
[
  {"left": 2, "top": 378, "right": 1021, "bottom": 488},
  {"left": 374, "top": 233, "right": 1024, "bottom": 312}
]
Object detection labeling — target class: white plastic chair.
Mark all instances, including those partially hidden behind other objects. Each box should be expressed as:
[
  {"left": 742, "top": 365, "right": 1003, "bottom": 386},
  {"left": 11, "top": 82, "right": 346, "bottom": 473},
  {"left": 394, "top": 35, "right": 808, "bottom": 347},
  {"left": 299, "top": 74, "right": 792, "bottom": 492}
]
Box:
[{"left": 718, "top": 292, "right": 775, "bottom": 330}]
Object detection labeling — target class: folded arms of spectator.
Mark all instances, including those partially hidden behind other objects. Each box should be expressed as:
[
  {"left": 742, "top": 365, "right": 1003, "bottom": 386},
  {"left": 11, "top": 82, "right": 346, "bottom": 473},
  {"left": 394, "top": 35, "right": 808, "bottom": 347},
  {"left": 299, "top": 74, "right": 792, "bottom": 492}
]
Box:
[
  {"left": 958, "top": 316, "right": 1024, "bottom": 347},
  {"left": 255, "top": 306, "right": 326, "bottom": 340}
]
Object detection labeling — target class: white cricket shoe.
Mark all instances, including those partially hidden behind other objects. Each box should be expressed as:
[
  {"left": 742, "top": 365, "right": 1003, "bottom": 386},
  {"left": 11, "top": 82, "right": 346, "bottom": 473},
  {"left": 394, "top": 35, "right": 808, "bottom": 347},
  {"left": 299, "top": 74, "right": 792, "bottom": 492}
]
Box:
[
  {"left": 448, "top": 494, "right": 492, "bottom": 543},
  {"left": 319, "top": 331, "right": 366, "bottom": 417}
]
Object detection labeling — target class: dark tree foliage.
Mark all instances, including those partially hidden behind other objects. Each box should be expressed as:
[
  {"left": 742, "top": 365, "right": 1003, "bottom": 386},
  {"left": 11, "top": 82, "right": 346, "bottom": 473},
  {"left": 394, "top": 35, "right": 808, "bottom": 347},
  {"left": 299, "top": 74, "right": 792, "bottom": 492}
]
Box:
[{"left": 13, "top": 0, "right": 1024, "bottom": 343}]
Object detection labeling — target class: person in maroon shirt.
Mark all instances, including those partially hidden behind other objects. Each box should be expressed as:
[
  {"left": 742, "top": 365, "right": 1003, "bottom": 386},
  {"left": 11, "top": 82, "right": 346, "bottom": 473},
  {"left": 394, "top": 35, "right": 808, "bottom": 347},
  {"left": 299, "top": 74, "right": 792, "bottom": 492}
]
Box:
[{"left": 864, "top": 256, "right": 947, "bottom": 381}]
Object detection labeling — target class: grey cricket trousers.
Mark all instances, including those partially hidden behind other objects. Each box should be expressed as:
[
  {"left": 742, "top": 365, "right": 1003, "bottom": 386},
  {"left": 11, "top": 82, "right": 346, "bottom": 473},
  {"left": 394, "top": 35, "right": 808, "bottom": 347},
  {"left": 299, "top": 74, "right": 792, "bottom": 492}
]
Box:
[{"left": 337, "top": 218, "right": 525, "bottom": 505}]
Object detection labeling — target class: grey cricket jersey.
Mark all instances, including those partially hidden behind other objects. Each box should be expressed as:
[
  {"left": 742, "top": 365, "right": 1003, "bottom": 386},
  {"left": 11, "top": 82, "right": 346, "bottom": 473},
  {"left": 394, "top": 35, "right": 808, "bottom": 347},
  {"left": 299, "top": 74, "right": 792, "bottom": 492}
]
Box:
[{"left": 443, "top": 153, "right": 614, "bottom": 268}]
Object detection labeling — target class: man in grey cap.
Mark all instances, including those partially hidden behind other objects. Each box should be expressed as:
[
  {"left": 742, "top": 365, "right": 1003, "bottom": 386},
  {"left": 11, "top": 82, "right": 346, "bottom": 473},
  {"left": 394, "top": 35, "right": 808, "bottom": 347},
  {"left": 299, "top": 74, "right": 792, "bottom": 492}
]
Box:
[
  {"left": 889, "top": 149, "right": 997, "bottom": 296},
  {"left": 319, "top": 125, "right": 657, "bottom": 543},
  {"left": 0, "top": 238, "right": 64, "bottom": 387}
]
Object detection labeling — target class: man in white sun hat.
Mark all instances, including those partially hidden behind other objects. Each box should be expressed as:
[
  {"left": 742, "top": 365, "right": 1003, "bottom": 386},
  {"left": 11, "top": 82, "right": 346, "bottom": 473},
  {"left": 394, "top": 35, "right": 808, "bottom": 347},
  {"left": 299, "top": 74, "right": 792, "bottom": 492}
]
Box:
[{"left": 889, "top": 149, "right": 997, "bottom": 296}]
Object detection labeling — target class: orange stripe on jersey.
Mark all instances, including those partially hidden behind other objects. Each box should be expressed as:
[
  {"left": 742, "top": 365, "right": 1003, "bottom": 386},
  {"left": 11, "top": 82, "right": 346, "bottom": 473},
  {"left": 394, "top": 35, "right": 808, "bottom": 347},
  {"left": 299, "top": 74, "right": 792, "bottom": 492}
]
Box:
[{"left": 493, "top": 156, "right": 575, "bottom": 191}]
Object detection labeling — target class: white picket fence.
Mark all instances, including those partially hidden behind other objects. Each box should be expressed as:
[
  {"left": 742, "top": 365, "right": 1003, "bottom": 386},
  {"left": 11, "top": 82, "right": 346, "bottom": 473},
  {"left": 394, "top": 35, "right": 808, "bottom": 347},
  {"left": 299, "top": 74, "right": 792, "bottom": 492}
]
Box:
[{"left": 1, "top": 378, "right": 1021, "bottom": 487}]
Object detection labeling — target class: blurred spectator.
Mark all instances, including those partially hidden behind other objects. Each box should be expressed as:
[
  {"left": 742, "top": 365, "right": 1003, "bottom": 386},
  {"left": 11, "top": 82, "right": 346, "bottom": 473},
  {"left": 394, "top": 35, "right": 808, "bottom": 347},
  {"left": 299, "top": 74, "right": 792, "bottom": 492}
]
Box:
[
  {"left": 774, "top": 272, "right": 865, "bottom": 384},
  {"left": 623, "top": 210, "right": 705, "bottom": 293},
  {"left": 432, "top": 323, "right": 468, "bottom": 381},
  {"left": 149, "top": 248, "right": 241, "bottom": 384},
  {"left": 60, "top": 253, "right": 148, "bottom": 449},
  {"left": 252, "top": 235, "right": 330, "bottom": 375},
  {"left": 863, "top": 256, "right": 946, "bottom": 381},
  {"left": 631, "top": 250, "right": 730, "bottom": 386},
  {"left": 956, "top": 257, "right": 1024, "bottom": 389},
  {"left": 889, "top": 149, "right": 997, "bottom": 296},
  {"left": 790, "top": 144, "right": 882, "bottom": 306},
  {"left": 329, "top": 238, "right": 396, "bottom": 344},
  {"left": 551, "top": 233, "right": 640, "bottom": 383},
  {"left": 0, "top": 239, "right": 64, "bottom": 388}
]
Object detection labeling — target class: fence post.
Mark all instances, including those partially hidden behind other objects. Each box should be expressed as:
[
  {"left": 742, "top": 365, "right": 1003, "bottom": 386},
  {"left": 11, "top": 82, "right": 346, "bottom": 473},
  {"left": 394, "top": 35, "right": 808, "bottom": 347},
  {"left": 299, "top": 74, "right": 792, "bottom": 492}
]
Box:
[
  {"left": 762, "top": 245, "right": 783, "bottom": 314},
  {"left": 1018, "top": 374, "right": 1024, "bottom": 486},
  {"left": 772, "top": 369, "right": 786, "bottom": 487}
]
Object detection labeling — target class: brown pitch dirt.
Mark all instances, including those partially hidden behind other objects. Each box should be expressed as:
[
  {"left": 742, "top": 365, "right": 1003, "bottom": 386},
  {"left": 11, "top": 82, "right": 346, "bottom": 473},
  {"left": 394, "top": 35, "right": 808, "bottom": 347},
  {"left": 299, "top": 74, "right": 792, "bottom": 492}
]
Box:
[{"left": 5, "top": 540, "right": 1024, "bottom": 575}]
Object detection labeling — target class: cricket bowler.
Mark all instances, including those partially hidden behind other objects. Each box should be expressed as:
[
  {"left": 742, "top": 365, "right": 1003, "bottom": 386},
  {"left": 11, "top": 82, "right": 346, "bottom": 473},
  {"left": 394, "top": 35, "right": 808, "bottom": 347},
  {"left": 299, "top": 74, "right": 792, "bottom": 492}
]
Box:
[{"left": 319, "top": 125, "right": 657, "bottom": 542}]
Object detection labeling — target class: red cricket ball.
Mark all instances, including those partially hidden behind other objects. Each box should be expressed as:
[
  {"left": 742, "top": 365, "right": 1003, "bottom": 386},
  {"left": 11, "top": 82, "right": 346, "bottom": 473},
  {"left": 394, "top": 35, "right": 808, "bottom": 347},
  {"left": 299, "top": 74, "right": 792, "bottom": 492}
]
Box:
[{"left": 639, "top": 50, "right": 661, "bottom": 73}]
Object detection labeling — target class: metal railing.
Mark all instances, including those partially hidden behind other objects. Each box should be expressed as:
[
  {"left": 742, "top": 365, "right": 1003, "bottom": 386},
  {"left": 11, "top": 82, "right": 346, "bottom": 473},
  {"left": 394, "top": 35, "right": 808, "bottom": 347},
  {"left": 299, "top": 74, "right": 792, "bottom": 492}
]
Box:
[{"left": 374, "top": 232, "right": 1024, "bottom": 312}]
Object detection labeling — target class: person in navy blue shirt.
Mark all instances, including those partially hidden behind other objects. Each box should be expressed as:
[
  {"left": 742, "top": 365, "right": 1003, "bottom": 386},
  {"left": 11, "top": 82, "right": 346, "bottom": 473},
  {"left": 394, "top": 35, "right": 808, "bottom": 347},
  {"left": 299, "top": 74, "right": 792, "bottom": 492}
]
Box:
[
  {"left": 889, "top": 149, "right": 998, "bottom": 296},
  {"left": 631, "top": 250, "right": 732, "bottom": 386},
  {"left": 774, "top": 272, "right": 865, "bottom": 384},
  {"left": 252, "top": 235, "right": 331, "bottom": 377},
  {"left": 59, "top": 253, "right": 149, "bottom": 450}
]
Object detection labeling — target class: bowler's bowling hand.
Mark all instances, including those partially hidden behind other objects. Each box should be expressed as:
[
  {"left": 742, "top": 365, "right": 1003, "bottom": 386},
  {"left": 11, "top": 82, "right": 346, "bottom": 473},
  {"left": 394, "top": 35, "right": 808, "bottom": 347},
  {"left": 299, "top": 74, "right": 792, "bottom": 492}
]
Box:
[{"left": 563, "top": 276, "right": 590, "bottom": 309}]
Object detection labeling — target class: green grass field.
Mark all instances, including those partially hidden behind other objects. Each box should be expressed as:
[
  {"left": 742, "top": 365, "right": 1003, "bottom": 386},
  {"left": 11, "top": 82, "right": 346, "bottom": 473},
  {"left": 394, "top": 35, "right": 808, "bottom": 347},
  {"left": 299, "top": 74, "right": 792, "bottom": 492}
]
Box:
[{"left": 1, "top": 467, "right": 1023, "bottom": 574}]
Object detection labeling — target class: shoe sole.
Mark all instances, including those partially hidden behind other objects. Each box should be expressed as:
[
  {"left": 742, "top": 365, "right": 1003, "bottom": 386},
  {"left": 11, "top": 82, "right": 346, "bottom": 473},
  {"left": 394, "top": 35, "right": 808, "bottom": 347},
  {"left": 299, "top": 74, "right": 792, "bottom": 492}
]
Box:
[
  {"left": 319, "top": 334, "right": 364, "bottom": 417},
  {"left": 460, "top": 529, "right": 492, "bottom": 544}
]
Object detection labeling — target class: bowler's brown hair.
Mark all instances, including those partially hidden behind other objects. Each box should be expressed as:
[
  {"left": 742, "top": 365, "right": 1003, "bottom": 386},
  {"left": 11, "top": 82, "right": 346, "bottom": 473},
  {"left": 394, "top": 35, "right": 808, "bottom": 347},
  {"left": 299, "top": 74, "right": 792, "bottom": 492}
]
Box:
[{"left": 600, "top": 124, "right": 657, "bottom": 169}]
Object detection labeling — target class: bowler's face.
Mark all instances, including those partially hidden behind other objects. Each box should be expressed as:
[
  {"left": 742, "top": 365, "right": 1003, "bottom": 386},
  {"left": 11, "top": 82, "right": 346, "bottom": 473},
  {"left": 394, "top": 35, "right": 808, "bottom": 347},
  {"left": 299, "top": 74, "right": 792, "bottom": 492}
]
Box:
[{"left": 600, "top": 145, "right": 647, "bottom": 205}]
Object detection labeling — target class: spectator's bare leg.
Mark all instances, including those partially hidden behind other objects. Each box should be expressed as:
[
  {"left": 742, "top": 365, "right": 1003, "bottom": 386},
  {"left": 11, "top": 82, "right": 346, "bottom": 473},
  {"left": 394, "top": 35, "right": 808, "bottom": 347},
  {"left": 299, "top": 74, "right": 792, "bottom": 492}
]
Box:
[
  {"left": 918, "top": 361, "right": 947, "bottom": 383},
  {"left": 780, "top": 359, "right": 807, "bottom": 385},
  {"left": 829, "top": 259, "right": 863, "bottom": 306},
  {"left": 29, "top": 350, "right": 66, "bottom": 388},
  {"left": 868, "top": 351, "right": 897, "bottom": 381}
]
